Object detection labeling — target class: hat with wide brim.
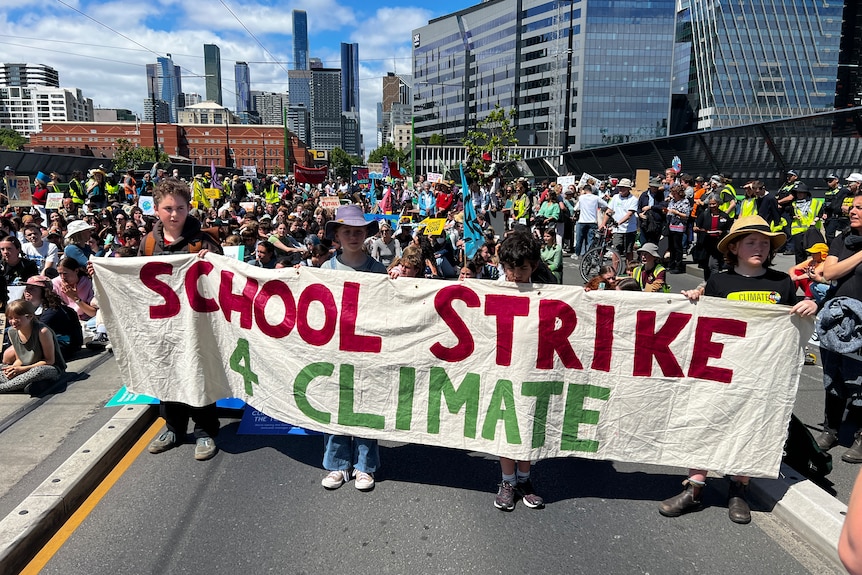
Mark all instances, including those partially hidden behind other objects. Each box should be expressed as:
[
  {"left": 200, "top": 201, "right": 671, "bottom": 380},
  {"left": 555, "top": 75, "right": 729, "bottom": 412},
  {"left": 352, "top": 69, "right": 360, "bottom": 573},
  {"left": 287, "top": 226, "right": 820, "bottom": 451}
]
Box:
[
  {"left": 66, "top": 219, "right": 95, "bottom": 238},
  {"left": 324, "top": 204, "right": 378, "bottom": 240},
  {"left": 717, "top": 215, "right": 786, "bottom": 254},
  {"left": 637, "top": 242, "right": 661, "bottom": 258}
]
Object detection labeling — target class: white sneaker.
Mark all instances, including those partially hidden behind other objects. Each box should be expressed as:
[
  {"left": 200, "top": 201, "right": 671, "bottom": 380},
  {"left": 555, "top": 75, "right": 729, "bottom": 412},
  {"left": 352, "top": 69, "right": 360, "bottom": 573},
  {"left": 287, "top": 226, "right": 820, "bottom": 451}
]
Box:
[
  {"left": 321, "top": 469, "right": 350, "bottom": 489},
  {"left": 354, "top": 470, "right": 375, "bottom": 491}
]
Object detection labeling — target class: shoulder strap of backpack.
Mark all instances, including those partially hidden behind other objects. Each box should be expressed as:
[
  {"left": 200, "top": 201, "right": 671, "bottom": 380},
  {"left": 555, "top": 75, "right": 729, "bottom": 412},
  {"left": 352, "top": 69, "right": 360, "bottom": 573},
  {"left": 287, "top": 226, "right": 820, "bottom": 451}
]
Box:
[{"left": 143, "top": 232, "right": 156, "bottom": 256}]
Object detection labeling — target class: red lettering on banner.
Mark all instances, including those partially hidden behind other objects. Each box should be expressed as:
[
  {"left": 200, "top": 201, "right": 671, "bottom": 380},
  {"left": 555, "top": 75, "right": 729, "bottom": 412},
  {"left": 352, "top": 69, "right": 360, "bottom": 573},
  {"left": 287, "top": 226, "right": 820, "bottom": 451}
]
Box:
[
  {"left": 485, "top": 294, "right": 530, "bottom": 367},
  {"left": 633, "top": 311, "right": 691, "bottom": 377},
  {"left": 254, "top": 280, "right": 297, "bottom": 338},
  {"left": 536, "top": 300, "right": 583, "bottom": 369},
  {"left": 140, "top": 261, "right": 180, "bottom": 319},
  {"left": 591, "top": 304, "right": 615, "bottom": 372},
  {"left": 185, "top": 260, "right": 218, "bottom": 313},
  {"left": 430, "top": 285, "right": 480, "bottom": 362},
  {"left": 297, "top": 284, "right": 337, "bottom": 346},
  {"left": 219, "top": 270, "right": 258, "bottom": 329},
  {"left": 688, "top": 317, "right": 747, "bottom": 384},
  {"left": 339, "top": 282, "right": 382, "bottom": 353}
]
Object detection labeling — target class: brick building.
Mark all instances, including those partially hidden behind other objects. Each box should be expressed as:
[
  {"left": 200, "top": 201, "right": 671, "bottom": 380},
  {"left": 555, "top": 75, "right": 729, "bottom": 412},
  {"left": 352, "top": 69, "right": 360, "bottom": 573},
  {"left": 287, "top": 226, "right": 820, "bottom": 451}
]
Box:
[{"left": 27, "top": 121, "right": 313, "bottom": 174}]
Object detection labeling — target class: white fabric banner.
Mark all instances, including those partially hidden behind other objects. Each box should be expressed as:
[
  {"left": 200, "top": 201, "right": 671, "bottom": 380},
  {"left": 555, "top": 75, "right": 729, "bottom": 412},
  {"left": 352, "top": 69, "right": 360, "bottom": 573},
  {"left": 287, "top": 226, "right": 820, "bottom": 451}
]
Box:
[{"left": 92, "top": 255, "right": 811, "bottom": 477}]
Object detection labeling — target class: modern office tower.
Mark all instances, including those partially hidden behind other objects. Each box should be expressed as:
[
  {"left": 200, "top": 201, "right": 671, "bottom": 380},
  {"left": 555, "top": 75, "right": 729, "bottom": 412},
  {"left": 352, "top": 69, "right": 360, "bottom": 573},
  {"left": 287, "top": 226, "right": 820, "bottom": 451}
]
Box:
[
  {"left": 143, "top": 98, "right": 170, "bottom": 123},
  {"left": 182, "top": 93, "right": 202, "bottom": 107},
  {"left": 288, "top": 69, "right": 312, "bottom": 110},
  {"left": 380, "top": 72, "right": 412, "bottom": 144},
  {"left": 293, "top": 10, "right": 309, "bottom": 71},
  {"left": 146, "top": 55, "right": 183, "bottom": 123},
  {"left": 309, "top": 58, "right": 323, "bottom": 70},
  {"left": 235, "top": 62, "right": 251, "bottom": 114},
  {"left": 834, "top": 0, "right": 861, "bottom": 110},
  {"left": 287, "top": 104, "right": 310, "bottom": 146},
  {"left": 250, "top": 90, "right": 288, "bottom": 125},
  {"left": 0, "top": 63, "right": 60, "bottom": 87},
  {"left": 341, "top": 42, "right": 360, "bottom": 115},
  {"left": 412, "top": 0, "right": 677, "bottom": 151},
  {"left": 673, "top": 0, "right": 844, "bottom": 131},
  {"left": 341, "top": 110, "right": 361, "bottom": 156},
  {"left": 204, "top": 44, "right": 223, "bottom": 105},
  {"left": 310, "top": 68, "right": 342, "bottom": 151}
]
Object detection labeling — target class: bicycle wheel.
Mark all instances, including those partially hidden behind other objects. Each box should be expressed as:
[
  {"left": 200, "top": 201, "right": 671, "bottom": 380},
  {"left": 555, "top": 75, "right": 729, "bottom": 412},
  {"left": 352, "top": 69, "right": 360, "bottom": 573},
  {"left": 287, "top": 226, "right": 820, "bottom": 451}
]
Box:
[{"left": 580, "top": 246, "right": 605, "bottom": 282}]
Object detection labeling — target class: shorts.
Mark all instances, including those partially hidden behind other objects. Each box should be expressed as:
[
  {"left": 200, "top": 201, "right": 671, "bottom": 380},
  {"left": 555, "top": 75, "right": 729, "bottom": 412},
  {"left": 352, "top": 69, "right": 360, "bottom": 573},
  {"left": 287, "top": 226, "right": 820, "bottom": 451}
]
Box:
[
  {"left": 613, "top": 232, "right": 637, "bottom": 255},
  {"left": 821, "top": 347, "right": 862, "bottom": 407}
]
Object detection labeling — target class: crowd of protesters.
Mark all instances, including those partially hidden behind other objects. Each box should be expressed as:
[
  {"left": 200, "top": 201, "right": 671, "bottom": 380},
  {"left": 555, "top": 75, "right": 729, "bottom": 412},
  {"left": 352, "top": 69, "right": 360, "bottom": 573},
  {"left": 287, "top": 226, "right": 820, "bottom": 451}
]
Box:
[{"left": 1, "top": 160, "right": 861, "bottom": 529}]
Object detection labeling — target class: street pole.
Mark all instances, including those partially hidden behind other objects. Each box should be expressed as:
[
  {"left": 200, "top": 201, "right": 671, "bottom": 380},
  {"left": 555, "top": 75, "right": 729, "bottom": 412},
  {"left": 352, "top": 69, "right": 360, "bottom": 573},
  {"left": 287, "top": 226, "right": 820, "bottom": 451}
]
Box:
[{"left": 150, "top": 76, "right": 159, "bottom": 159}]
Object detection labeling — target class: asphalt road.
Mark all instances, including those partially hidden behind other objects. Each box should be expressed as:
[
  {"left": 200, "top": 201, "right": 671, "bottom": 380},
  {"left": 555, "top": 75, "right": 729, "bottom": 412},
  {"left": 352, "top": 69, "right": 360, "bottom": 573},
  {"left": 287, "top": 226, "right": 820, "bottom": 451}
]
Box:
[{"left": 2, "top": 249, "right": 850, "bottom": 575}]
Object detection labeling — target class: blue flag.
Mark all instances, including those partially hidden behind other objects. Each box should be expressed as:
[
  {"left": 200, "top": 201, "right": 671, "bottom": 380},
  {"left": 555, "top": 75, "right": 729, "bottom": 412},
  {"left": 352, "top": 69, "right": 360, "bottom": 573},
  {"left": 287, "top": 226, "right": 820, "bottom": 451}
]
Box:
[{"left": 460, "top": 164, "right": 482, "bottom": 260}]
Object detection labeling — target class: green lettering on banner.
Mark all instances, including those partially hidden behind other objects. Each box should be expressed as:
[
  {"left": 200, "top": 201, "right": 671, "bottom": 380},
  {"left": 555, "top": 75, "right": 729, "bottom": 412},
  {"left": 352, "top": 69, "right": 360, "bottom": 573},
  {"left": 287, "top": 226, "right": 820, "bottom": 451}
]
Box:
[
  {"left": 427, "top": 367, "right": 480, "bottom": 438},
  {"left": 337, "top": 364, "right": 385, "bottom": 430},
  {"left": 229, "top": 338, "right": 259, "bottom": 396},
  {"left": 481, "top": 379, "right": 521, "bottom": 445},
  {"left": 522, "top": 381, "right": 565, "bottom": 448},
  {"left": 294, "top": 362, "right": 334, "bottom": 424},
  {"left": 396, "top": 367, "right": 415, "bottom": 431},
  {"left": 561, "top": 384, "right": 611, "bottom": 453}
]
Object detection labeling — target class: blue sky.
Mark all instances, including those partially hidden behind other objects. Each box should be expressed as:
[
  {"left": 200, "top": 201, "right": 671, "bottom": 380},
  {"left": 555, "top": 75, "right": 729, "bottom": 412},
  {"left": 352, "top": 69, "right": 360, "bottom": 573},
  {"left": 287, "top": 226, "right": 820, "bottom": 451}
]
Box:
[{"left": 0, "top": 0, "right": 472, "bottom": 154}]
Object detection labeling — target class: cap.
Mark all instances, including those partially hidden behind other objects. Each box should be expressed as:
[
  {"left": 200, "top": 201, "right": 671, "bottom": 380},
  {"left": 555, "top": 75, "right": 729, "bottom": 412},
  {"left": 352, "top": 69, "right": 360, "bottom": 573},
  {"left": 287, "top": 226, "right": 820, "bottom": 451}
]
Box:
[
  {"left": 846, "top": 173, "right": 862, "bottom": 183},
  {"left": 649, "top": 176, "right": 663, "bottom": 187},
  {"left": 787, "top": 169, "right": 799, "bottom": 177},
  {"left": 825, "top": 173, "right": 840, "bottom": 181},
  {"left": 710, "top": 175, "right": 722, "bottom": 184},
  {"left": 3, "top": 166, "right": 12, "bottom": 172},
  {"left": 617, "top": 178, "right": 633, "bottom": 188}
]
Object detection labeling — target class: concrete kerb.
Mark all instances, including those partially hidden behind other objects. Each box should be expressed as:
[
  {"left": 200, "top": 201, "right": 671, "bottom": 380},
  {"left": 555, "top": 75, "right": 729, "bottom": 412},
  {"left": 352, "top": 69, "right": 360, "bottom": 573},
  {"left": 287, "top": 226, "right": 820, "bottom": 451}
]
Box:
[
  {"left": 0, "top": 402, "right": 157, "bottom": 574},
  {"left": 751, "top": 463, "right": 847, "bottom": 570}
]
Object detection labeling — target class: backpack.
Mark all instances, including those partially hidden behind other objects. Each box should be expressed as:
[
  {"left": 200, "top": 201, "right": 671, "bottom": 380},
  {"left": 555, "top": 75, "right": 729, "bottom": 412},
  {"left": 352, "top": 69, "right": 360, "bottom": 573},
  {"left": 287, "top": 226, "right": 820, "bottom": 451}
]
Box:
[
  {"left": 783, "top": 414, "right": 832, "bottom": 483},
  {"left": 141, "top": 228, "right": 219, "bottom": 256}
]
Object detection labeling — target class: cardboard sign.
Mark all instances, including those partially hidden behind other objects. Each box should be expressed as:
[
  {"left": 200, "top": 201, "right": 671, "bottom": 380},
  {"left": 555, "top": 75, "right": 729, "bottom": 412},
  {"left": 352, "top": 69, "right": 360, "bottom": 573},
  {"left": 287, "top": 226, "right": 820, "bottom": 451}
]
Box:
[
  {"left": 9, "top": 177, "right": 32, "bottom": 207},
  {"left": 45, "top": 193, "right": 64, "bottom": 210},
  {"left": 204, "top": 187, "right": 221, "bottom": 200},
  {"left": 138, "top": 195, "right": 155, "bottom": 216},
  {"left": 426, "top": 172, "right": 443, "bottom": 183},
  {"left": 420, "top": 218, "right": 447, "bottom": 236},
  {"left": 319, "top": 197, "right": 341, "bottom": 210}
]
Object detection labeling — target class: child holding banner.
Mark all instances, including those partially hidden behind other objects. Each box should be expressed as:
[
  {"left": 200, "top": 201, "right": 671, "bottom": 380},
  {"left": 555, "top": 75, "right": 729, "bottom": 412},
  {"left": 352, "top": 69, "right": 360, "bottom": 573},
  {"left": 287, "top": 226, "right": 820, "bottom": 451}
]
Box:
[
  {"left": 660, "top": 215, "right": 817, "bottom": 524},
  {"left": 320, "top": 204, "right": 387, "bottom": 491},
  {"left": 138, "top": 179, "right": 224, "bottom": 462},
  {"left": 493, "top": 231, "right": 558, "bottom": 510}
]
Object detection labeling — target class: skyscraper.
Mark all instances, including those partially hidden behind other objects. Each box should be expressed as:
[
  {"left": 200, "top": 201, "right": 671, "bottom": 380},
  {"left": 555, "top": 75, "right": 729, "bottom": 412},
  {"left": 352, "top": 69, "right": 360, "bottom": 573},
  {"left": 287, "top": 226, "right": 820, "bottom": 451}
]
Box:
[
  {"left": 204, "top": 44, "right": 223, "bottom": 105},
  {"left": 0, "top": 63, "right": 59, "bottom": 87},
  {"left": 674, "top": 0, "right": 844, "bottom": 131},
  {"left": 310, "top": 68, "right": 342, "bottom": 151},
  {"left": 235, "top": 62, "right": 251, "bottom": 114},
  {"left": 146, "top": 54, "right": 182, "bottom": 123},
  {"left": 341, "top": 42, "right": 360, "bottom": 115},
  {"left": 293, "top": 10, "right": 309, "bottom": 71}
]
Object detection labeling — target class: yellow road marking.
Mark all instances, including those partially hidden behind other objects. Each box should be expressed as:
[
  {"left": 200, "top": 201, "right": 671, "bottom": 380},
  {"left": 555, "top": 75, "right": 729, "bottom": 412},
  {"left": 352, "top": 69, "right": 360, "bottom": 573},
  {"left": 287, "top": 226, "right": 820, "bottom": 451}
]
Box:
[{"left": 20, "top": 418, "right": 164, "bottom": 574}]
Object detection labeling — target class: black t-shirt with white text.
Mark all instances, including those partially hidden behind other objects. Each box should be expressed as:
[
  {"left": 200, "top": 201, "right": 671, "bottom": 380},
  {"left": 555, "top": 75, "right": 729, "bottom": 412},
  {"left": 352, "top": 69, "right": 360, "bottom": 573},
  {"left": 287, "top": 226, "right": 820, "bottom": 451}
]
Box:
[{"left": 705, "top": 267, "right": 797, "bottom": 306}]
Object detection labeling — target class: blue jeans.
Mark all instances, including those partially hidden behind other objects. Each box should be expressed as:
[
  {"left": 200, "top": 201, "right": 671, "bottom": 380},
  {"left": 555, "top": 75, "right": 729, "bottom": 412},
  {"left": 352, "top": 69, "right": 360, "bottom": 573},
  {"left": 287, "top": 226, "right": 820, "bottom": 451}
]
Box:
[
  {"left": 323, "top": 434, "right": 379, "bottom": 473},
  {"left": 574, "top": 222, "right": 596, "bottom": 256}
]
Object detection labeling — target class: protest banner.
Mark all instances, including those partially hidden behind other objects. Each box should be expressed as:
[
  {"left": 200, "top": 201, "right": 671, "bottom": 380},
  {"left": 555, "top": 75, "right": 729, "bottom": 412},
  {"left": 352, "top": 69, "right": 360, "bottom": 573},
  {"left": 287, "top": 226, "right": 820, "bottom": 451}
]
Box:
[
  {"left": 138, "top": 196, "right": 155, "bottom": 216},
  {"left": 557, "top": 175, "right": 577, "bottom": 189},
  {"left": 319, "top": 197, "right": 341, "bottom": 210},
  {"left": 92, "top": 256, "right": 811, "bottom": 477},
  {"left": 45, "top": 193, "right": 64, "bottom": 210},
  {"left": 426, "top": 172, "right": 443, "bottom": 183},
  {"left": 10, "top": 177, "right": 32, "bottom": 207},
  {"left": 204, "top": 187, "right": 221, "bottom": 200},
  {"left": 419, "top": 218, "right": 447, "bottom": 236},
  {"left": 577, "top": 173, "right": 597, "bottom": 189},
  {"left": 242, "top": 166, "right": 257, "bottom": 178}
]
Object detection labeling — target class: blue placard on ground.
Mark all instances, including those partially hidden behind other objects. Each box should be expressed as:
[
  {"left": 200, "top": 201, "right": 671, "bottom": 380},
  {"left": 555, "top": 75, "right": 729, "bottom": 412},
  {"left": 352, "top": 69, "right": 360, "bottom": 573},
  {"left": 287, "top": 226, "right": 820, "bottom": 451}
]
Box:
[
  {"left": 237, "top": 407, "right": 321, "bottom": 436},
  {"left": 105, "top": 387, "right": 246, "bottom": 410}
]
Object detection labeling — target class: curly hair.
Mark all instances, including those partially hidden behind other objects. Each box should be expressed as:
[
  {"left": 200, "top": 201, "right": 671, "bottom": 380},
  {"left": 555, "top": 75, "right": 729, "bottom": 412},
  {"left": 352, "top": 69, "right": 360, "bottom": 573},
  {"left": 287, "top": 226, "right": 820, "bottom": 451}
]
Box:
[{"left": 153, "top": 178, "right": 191, "bottom": 207}]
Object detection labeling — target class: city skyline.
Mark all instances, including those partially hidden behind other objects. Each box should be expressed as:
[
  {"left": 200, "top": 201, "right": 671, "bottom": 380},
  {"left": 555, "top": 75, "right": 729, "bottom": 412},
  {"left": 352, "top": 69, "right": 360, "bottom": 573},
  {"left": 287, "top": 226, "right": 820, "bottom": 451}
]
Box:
[{"left": 0, "top": 0, "right": 455, "bottom": 152}]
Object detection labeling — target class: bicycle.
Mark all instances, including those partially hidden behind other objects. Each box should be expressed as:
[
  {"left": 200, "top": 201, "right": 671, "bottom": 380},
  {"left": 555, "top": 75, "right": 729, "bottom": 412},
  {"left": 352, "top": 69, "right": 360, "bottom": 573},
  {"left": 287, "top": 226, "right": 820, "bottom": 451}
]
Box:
[{"left": 579, "top": 223, "right": 625, "bottom": 282}]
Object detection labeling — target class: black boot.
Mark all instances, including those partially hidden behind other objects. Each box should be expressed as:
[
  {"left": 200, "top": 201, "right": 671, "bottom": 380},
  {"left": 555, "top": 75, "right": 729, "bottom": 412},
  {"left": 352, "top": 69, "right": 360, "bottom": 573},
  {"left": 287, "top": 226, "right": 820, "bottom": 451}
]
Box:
[
  {"left": 659, "top": 481, "right": 702, "bottom": 517},
  {"left": 728, "top": 481, "right": 751, "bottom": 524},
  {"left": 815, "top": 428, "right": 839, "bottom": 451},
  {"left": 843, "top": 430, "right": 862, "bottom": 464}
]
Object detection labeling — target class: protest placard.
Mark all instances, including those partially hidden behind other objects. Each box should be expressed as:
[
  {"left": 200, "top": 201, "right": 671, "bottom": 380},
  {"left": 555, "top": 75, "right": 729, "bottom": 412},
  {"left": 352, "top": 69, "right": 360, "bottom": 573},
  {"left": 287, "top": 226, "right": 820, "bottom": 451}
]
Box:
[
  {"left": 93, "top": 256, "right": 810, "bottom": 477},
  {"left": 46, "top": 193, "right": 64, "bottom": 210}
]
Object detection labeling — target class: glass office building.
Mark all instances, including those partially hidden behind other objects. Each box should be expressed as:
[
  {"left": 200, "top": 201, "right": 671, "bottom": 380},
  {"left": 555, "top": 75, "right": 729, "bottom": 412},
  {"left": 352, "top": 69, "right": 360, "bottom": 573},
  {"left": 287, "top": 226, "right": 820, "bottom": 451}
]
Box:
[
  {"left": 204, "top": 44, "right": 223, "bottom": 106},
  {"left": 676, "top": 0, "right": 844, "bottom": 131},
  {"left": 412, "top": 0, "right": 676, "bottom": 151},
  {"left": 293, "top": 10, "right": 309, "bottom": 72},
  {"left": 146, "top": 56, "right": 182, "bottom": 123}
]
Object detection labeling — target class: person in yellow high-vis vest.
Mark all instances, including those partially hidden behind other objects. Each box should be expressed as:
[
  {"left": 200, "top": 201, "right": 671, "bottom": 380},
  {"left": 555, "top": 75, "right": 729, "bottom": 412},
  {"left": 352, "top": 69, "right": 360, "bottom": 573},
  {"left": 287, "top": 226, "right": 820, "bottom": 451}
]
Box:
[
  {"left": 738, "top": 182, "right": 759, "bottom": 218},
  {"left": 788, "top": 183, "right": 823, "bottom": 264},
  {"left": 263, "top": 177, "right": 280, "bottom": 205}
]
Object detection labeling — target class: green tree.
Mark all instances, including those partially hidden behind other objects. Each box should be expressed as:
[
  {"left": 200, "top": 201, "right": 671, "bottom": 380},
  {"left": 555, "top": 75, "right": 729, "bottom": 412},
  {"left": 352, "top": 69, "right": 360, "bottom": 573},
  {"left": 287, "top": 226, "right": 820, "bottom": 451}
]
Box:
[
  {"left": 330, "top": 147, "right": 362, "bottom": 180},
  {"left": 428, "top": 133, "right": 445, "bottom": 145},
  {"left": 112, "top": 138, "right": 169, "bottom": 171},
  {"left": 367, "top": 141, "right": 409, "bottom": 166},
  {"left": 0, "top": 128, "right": 26, "bottom": 151},
  {"left": 461, "top": 105, "right": 521, "bottom": 184}
]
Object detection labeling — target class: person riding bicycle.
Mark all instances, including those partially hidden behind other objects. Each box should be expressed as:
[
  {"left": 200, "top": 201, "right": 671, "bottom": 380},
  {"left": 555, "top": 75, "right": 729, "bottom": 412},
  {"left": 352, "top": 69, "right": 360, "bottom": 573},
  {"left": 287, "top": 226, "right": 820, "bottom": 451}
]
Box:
[{"left": 601, "top": 178, "right": 638, "bottom": 265}]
